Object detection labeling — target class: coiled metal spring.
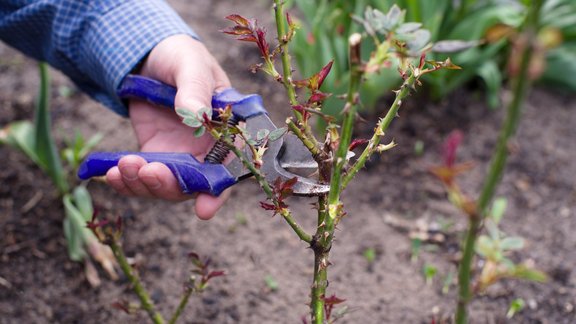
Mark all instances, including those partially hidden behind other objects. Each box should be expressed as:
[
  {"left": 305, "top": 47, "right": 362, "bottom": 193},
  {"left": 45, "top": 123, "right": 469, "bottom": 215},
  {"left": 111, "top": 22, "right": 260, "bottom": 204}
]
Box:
[{"left": 204, "top": 116, "right": 239, "bottom": 164}]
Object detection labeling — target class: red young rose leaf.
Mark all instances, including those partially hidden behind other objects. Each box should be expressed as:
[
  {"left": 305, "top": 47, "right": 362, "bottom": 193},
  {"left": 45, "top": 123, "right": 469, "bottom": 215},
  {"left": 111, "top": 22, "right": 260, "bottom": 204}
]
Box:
[
  {"left": 443, "top": 130, "right": 463, "bottom": 167},
  {"left": 348, "top": 138, "right": 369, "bottom": 151},
  {"left": 260, "top": 201, "right": 276, "bottom": 211},
  {"left": 322, "top": 294, "right": 346, "bottom": 320},
  {"left": 307, "top": 91, "right": 330, "bottom": 105},
  {"left": 294, "top": 60, "right": 334, "bottom": 91},
  {"left": 227, "top": 14, "right": 250, "bottom": 26},
  {"left": 223, "top": 14, "right": 270, "bottom": 58},
  {"left": 292, "top": 105, "right": 311, "bottom": 122}
]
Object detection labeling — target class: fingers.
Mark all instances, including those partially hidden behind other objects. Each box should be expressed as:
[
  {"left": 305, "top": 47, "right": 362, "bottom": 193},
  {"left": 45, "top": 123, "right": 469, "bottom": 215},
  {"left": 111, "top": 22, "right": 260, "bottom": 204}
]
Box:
[
  {"left": 105, "top": 155, "right": 230, "bottom": 219},
  {"left": 195, "top": 189, "right": 231, "bottom": 220},
  {"left": 174, "top": 45, "right": 231, "bottom": 112},
  {"left": 105, "top": 155, "right": 187, "bottom": 201},
  {"left": 106, "top": 155, "right": 153, "bottom": 197}
]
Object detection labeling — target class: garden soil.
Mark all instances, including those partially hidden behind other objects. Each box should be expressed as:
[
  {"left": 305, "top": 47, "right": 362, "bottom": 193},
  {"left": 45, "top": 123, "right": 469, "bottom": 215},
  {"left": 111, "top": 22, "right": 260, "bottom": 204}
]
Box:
[{"left": 1, "top": 1, "right": 575, "bottom": 323}]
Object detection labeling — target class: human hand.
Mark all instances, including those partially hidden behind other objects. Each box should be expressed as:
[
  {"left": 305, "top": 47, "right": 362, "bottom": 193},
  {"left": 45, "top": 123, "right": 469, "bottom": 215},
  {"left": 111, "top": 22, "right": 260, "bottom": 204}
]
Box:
[{"left": 105, "top": 35, "right": 232, "bottom": 220}]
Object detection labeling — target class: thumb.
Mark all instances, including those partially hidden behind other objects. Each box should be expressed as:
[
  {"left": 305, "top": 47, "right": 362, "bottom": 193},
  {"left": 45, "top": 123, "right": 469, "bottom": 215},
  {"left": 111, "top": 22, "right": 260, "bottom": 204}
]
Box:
[
  {"left": 174, "top": 61, "right": 232, "bottom": 112},
  {"left": 174, "top": 76, "right": 214, "bottom": 113}
]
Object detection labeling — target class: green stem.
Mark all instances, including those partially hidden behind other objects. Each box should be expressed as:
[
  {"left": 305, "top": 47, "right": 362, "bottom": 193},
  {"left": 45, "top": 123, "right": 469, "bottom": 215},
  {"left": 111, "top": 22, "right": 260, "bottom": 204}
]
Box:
[
  {"left": 455, "top": 2, "right": 541, "bottom": 322},
  {"left": 310, "top": 194, "right": 329, "bottom": 324},
  {"left": 224, "top": 136, "right": 312, "bottom": 244},
  {"left": 273, "top": 0, "right": 298, "bottom": 107},
  {"left": 325, "top": 34, "right": 363, "bottom": 228},
  {"left": 342, "top": 73, "right": 416, "bottom": 188},
  {"left": 110, "top": 240, "right": 164, "bottom": 324},
  {"left": 311, "top": 249, "right": 329, "bottom": 324},
  {"left": 280, "top": 209, "right": 312, "bottom": 243},
  {"left": 287, "top": 118, "right": 322, "bottom": 159},
  {"left": 273, "top": 0, "right": 322, "bottom": 157},
  {"left": 168, "top": 288, "right": 194, "bottom": 324},
  {"left": 308, "top": 33, "right": 363, "bottom": 324}
]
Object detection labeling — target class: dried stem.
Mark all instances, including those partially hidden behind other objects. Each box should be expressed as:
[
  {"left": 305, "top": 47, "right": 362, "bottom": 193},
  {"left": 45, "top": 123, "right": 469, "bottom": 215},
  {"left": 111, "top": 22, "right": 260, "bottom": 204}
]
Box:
[
  {"left": 109, "top": 240, "right": 164, "bottom": 324},
  {"left": 342, "top": 72, "right": 417, "bottom": 187},
  {"left": 454, "top": 1, "right": 542, "bottom": 322}
]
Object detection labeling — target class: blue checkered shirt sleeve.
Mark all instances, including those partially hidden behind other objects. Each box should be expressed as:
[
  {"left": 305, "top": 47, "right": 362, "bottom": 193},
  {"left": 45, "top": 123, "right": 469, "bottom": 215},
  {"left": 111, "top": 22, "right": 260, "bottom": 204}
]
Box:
[{"left": 0, "top": 0, "right": 198, "bottom": 116}]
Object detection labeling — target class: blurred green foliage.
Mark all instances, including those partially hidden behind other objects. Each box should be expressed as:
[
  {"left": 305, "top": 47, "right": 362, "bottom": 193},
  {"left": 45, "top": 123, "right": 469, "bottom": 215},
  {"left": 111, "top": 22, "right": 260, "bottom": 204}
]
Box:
[
  {"left": 1, "top": 63, "right": 104, "bottom": 264},
  {"left": 287, "top": 0, "right": 576, "bottom": 113}
]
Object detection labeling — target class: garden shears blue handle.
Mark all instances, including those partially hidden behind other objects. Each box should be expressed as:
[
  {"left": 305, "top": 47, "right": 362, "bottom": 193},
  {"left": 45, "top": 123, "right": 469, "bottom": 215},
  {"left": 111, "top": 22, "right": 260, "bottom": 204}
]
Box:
[{"left": 78, "top": 75, "right": 329, "bottom": 196}]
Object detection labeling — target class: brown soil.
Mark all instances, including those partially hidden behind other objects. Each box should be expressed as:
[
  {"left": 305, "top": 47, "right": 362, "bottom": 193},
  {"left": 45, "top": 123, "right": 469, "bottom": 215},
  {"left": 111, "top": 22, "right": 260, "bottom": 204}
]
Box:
[{"left": 1, "top": 1, "right": 575, "bottom": 323}]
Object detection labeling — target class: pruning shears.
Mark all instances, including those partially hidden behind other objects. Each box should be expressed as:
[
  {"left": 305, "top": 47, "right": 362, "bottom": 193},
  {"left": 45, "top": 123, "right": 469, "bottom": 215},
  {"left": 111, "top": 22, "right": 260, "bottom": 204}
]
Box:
[{"left": 77, "top": 75, "right": 329, "bottom": 197}]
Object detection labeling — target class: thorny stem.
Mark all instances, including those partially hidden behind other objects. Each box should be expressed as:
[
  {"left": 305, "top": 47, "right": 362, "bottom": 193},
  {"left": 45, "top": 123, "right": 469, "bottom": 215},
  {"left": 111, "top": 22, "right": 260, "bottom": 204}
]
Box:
[
  {"left": 109, "top": 240, "right": 165, "bottom": 324},
  {"left": 309, "top": 34, "right": 364, "bottom": 324},
  {"left": 168, "top": 288, "right": 194, "bottom": 324},
  {"left": 219, "top": 133, "right": 312, "bottom": 244},
  {"left": 273, "top": 0, "right": 298, "bottom": 108},
  {"left": 342, "top": 72, "right": 417, "bottom": 188},
  {"left": 273, "top": 0, "right": 322, "bottom": 158},
  {"left": 287, "top": 118, "right": 322, "bottom": 158},
  {"left": 454, "top": 1, "right": 541, "bottom": 323},
  {"left": 326, "top": 33, "right": 363, "bottom": 228},
  {"left": 311, "top": 194, "right": 329, "bottom": 324}
]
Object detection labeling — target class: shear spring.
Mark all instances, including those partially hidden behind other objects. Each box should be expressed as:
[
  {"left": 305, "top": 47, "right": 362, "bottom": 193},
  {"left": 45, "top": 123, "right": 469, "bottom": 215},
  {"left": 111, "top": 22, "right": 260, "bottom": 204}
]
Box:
[{"left": 205, "top": 116, "right": 239, "bottom": 164}]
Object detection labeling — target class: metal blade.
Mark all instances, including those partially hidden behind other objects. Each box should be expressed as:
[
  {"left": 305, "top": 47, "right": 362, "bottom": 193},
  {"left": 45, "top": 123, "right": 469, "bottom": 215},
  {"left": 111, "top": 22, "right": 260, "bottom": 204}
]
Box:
[{"left": 278, "top": 133, "right": 318, "bottom": 169}]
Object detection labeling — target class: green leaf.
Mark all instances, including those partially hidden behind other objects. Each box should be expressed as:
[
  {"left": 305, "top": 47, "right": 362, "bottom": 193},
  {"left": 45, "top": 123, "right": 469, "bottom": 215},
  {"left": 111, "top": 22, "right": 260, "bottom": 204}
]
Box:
[
  {"left": 182, "top": 117, "right": 202, "bottom": 128},
  {"left": 475, "top": 235, "right": 495, "bottom": 258},
  {"left": 490, "top": 197, "right": 507, "bottom": 224},
  {"left": 79, "top": 133, "right": 103, "bottom": 158},
  {"left": 363, "top": 247, "right": 376, "bottom": 263},
  {"left": 175, "top": 107, "right": 197, "bottom": 119},
  {"left": 541, "top": 44, "right": 576, "bottom": 91},
  {"left": 485, "top": 219, "right": 500, "bottom": 241},
  {"left": 423, "top": 264, "right": 438, "bottom": 283},
  {"left": 396, "top": 22, "right": 422, "bottom": 34},
  {"left": 0, "top": 121, "right": 40, "bottom": 165},
  {"left": 264, "top": 275, "right": 279, "bottom": 291},
  {"left": 193, "top": 126, "right": 206, "bottom": 138},
  {"left": 406, "top": 29, "right": 431, "bottom": 53},
  {"left": 268, "top": 127, "right": 287, "bottom": 142},
  {"left": 386, "top": 4, "right": 403, "bottom": 28},
  {"left": 72, "top": 185, "right": 93, "bottom": 221},
  {"left": 500, "top": 236, "right": 525, "bottom": 251},
  {"left": 511, "top": 265, "right": 548, "bottom": 283},
  {"left": 256, "top": 129, "right": 270, "bottom": 141},
  {"left": 432, "top": 40, "right": 480, "bottom": 53},
  {"left": 63, "top": 194, "right": 89, "bottom": 261},
  {"left": 34, "top": 63, "right": 68, "bottom": 194},
  {"left": 63, "top": 215, "right": 84, "bottom": 261},
  {"left": 507, "top": 298, "right": 525, "bottom": 319},
  {"left": 478, "top": 61, "right": 503, "bottom": 109}
]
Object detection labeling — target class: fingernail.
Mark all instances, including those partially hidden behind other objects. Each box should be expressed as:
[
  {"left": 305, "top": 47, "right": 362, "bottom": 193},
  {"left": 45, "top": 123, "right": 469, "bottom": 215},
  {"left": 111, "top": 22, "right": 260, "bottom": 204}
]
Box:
[{"left": 121, "top": 165, "right": 139, "bottom": 181}]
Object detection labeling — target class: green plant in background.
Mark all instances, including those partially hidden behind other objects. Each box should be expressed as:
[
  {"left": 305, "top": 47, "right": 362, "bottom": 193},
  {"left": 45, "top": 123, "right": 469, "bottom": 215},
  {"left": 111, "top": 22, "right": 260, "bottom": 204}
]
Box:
[
  {"left": 430, "top": 2, "right": 550, "bottom": 321},
  {"left": 507, "top": 298, "right": 526, "bottom": 319},
  {"left": 423, "top": 263, "right": 438, "bottom": 285},
  {"left": 0, "top": 62, "right": 115, "bottom": 285},
  {"left": 475, "top": 198, "right": 546, "bottom": 293},
  {"left": 287, "top": 0, "right": 576, "bottom": 113}
]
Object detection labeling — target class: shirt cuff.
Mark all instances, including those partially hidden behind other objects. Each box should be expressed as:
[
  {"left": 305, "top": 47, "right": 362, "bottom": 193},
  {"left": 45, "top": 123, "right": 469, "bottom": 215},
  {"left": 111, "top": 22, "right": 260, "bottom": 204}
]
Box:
[{"left": 80, "top": 0, "right": 198, "bottom": 116}]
